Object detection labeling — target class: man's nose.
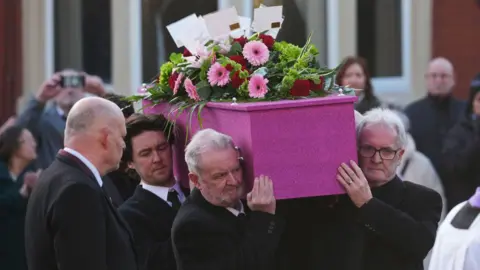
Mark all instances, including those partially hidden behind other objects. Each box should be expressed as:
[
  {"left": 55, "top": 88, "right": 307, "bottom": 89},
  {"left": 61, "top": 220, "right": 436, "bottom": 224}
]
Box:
[
  {"left": 372, "top": 151, "right": 383, "bottom": 163},
  {"left": 226, "top": 172, "right": 240, "bottom": 185}
]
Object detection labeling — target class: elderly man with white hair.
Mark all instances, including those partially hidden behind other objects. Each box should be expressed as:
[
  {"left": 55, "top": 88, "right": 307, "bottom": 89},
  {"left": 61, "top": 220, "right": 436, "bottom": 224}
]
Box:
[
  {"left": 336, "top": 108, "right": 443, "bottom": 270},
  {"left": 172, "top": 129, "right": 284, "bottom": 270},
  {"left": 24, "top": 97, "right": 138, "bottom": 270}
]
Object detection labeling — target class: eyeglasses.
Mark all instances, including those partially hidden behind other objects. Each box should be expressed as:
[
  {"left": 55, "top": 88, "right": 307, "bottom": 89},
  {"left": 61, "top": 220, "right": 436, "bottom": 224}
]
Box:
[
  {"left": 358, "top": 145, "right": 400, "bottom": 160},
  {"left": 426, "top": 73, "right": 452, "bottom": 80}
]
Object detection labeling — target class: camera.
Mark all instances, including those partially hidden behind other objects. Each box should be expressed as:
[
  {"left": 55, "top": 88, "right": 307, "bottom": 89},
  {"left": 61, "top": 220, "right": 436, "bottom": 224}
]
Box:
[{"left": 60, "top": 75, "right": 85, "bottom": 88}]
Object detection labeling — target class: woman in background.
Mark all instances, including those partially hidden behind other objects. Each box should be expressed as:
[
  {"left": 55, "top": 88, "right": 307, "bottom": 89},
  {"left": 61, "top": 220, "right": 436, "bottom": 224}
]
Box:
[
  {"left": 0, "top": 126, "right": 39, "bottom": 270},
  {"left": 336, "top": 56, "right": 382, "bottom": 114}
]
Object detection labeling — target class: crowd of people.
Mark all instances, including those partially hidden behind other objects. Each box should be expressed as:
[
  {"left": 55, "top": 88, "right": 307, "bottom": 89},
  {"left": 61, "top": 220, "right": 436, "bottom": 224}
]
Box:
[{"left": 0, "top": 55, "right": 479, "bottom": 270}]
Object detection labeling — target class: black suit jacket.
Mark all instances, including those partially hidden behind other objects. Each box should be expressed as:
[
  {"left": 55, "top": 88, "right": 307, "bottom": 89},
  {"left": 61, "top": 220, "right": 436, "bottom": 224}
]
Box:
[
  {"left": 24, "top": 150, "right": 138, "bottom": 270},
  {"left": 312, "top": 176, "right": 443, "bottom": 270},
  {"left": 119, "top": 185, "right": 190, "bottom": 270},
  {"left": 172, "top": 188, "right": 285, "bottom": 270}
]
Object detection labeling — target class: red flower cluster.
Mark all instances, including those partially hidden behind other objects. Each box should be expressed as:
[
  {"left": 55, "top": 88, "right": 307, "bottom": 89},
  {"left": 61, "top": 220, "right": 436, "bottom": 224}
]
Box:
[
  {"left": 290, "top": 77, "right": 325, "bottom": 97},
  {"left": 168, "top": 72, "right": 179, "bottom": 89},
  {"left": 233, "top": 34, "right": 275, "bottom": 50},
  {"left": 226, "top": 55, "right": 249, "bottom": 88}
]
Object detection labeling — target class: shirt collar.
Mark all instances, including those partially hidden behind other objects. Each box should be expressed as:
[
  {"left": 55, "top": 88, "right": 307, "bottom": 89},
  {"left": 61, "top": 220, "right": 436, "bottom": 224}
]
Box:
[
  {"left": 64, "top": 147, "right": 103, "bottom": 187},
  {"left": 141, "top": 181, "right": 185, "bottom": 204},
  {"left": 56, "top": 105, "right": 66, "bottom": 117},
  {"left": 226, "top": 201, "right": 245, "bottom": 216}
]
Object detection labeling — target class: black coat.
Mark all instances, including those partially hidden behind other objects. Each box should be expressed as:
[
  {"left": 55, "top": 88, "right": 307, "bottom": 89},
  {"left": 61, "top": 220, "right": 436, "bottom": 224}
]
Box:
[
  {"left": 119, "top": 185, "right": 190, "bottom": 270},
  {"left": 0, "top": 162, "right": 29, "bottom": 270},
  {"left": 274, "top": 177, "right": 442, "bottom": 270},
  {"left": 442, "top": 117, "right": 480, "bottom": 208},
  {"left": 24, "top": 150, "right": 138, "bottom": 270},
  {"left": 172, "top": 188, "right": 285, "bottom": 270},
  {"left": 405, "top": 95, "right": 466, "bottom": 185}
]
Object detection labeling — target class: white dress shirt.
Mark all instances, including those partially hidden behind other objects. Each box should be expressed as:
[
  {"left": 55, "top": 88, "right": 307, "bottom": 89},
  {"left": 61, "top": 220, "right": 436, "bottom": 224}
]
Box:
[
  {"left": 64, "top": 147, "right": 103, "bottom": 187},
  {"left": 141, "top": 181, "right": 186, "bottom": 207},
  {"left": 226, "top": 201, "right": 245, "bottom": 217}
]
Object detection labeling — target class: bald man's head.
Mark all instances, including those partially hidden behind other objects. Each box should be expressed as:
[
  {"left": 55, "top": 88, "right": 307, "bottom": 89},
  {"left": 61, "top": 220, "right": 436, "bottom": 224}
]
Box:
[
  {"left": 65, "top": 97, "right": 124, "bottom": 137},
  {"left": 64, "top": 97, "right": 127, "bottom": 174},
  {"left": 425, "top": 57, "right": 455, "bottom": 96}
]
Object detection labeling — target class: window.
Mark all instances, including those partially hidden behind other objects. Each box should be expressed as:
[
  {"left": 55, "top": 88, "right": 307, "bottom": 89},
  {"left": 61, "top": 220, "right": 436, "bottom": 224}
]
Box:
[
  {"left": 356, "top": 0, "right": 411, "bottom": 92},
  {"left": 259, "top": 0, "right": 328, "bottom": 66},
  {"left": 54, "top": 0, "right": 112, "bottom": 83},
  {"left": 141, "top": 0, "right": 218, "bottom": 82}
]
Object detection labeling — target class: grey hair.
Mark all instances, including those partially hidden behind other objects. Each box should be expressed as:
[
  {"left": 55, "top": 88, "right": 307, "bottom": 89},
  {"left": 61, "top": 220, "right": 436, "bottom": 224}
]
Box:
[
  {"left": 356, "top": 108, "right": 407, "bottom": 148},
  {"left": 185, "top": 128, "right": 236, "bottom": 174}
]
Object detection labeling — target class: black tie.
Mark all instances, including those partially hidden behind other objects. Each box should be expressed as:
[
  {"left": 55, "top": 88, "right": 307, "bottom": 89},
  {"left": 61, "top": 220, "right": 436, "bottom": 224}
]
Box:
[{"left": 167, "top": 189, "right": 182, "bottom": 212}]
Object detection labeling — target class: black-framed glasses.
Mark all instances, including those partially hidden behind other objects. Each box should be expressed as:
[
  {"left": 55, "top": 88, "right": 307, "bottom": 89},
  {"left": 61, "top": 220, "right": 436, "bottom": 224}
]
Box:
[{"left": 358, "top": 145, "right": 400, "bottom": 160}]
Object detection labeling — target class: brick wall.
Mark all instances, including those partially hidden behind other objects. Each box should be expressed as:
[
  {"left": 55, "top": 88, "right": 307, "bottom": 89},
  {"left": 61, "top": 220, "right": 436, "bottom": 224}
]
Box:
[
  {"left": 432, "top": 0, "right": 480, "bottom": 100},
  {"left": 0, "top": 0, "right": 22, "bottom": 124}
]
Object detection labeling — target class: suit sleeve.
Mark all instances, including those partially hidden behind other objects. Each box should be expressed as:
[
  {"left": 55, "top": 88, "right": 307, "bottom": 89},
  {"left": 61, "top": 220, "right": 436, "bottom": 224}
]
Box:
[
  {"left": 15, "top": 97, "right": 46, "bottom": 139},
  {"left": 118, "top": 206, "right": 175, "bottom": 270},
  {"left": 463, "top": 239, "right": 480, "bottom": 270},
  {"left": 357, "top": 190, "right": 442, "bottom": 260},
  {"left": 50, "top": 183, "right": 107, "bottom": 270},
  {"left": 173, "top": 211, "right": 284, "bottom": 270}
]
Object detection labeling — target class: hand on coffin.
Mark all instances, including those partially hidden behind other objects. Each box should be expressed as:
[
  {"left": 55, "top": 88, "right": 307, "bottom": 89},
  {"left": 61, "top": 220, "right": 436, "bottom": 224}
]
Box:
[
  {"left": 336, "top": 160, "right": 373, "bottom": 208},
  {"left": 247, "top": 175, "right": 276, "bottom": 215}
]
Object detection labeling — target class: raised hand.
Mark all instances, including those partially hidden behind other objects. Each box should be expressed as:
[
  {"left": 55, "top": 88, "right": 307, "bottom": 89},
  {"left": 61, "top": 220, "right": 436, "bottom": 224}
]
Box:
[
  {"left": 337, "top": 160, "right": 373, "bottom": 208},
  {"left": 36, "top": 74, "right": 62, "bottom": 103},
  {"left": 247, "top": 175, "right": 276, "bottom": 214}
]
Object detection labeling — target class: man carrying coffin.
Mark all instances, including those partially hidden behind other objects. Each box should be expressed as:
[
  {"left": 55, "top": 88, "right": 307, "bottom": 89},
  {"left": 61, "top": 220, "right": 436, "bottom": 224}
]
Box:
[
  {"left": 172, "top": 128, "right": 284, "bottom": 270},
  {"left": 334, "top": 108, "right": 443, "bottom": 270},
  {"left": 119, "top": 114, "right": 189, "bottom": 270}
]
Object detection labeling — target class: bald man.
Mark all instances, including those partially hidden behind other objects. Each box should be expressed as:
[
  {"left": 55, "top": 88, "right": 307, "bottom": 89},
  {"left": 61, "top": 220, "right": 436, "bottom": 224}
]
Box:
[
  {"left": 405, "top": 57, "right": 466, "bottom": 210},
  {"left": 25, "top": 97, "right": 138, "bottom": 270}
]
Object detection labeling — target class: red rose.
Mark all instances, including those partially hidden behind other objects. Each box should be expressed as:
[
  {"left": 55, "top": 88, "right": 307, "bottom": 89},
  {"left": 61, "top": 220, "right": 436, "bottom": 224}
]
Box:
[
  {"left": 231, "top": 71, "right": 245, "bottom": 88},
  {"left": 229, "top": 55, "right": 247, "bottom": 68},
  {"left": 183, "top": 48, "right": 192, "bottom": 57},
  {"left": 168, "top": 72, "right": 179, "bottom": 89},
  {"left": 290, "top": 80, "right": 311, "bottom": 96},
  {"left": 310, "top": 76, "right": 325, "bottom": 91},
  {"left": 259, "top": 34, "right": 275, "bottom": 50},
  {"left": 233, "top": 36, "right": 248, "bottom": 47}
]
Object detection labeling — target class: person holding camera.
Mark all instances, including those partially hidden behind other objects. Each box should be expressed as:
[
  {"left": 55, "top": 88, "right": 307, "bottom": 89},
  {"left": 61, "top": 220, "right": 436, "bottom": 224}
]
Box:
[{"left": 16, "top": 70, "right": 106, "bottom": 170}]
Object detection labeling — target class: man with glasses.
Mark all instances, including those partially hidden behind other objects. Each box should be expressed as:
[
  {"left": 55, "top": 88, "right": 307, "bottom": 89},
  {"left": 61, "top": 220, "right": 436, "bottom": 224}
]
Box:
[
  {"left": 404, "top": 57, "right": 466, "bottom": 210},
  {"left": 336, "top": 108, "right": 443, "bottom": 270}
]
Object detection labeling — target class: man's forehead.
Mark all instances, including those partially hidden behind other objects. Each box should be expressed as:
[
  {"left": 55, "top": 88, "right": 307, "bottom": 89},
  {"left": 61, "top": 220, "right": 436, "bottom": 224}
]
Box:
[
  {"left": 428, "top": 59, "right": 453, "bottom": 74},
  {"left": 132, "top": 130, "right": 167, "bottom": 145}
]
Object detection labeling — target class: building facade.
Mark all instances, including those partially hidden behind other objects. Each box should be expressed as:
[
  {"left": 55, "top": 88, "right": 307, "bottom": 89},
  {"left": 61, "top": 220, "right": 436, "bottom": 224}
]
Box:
[{"left": 0, "top": 0, "right": 479, "bottom": 123}]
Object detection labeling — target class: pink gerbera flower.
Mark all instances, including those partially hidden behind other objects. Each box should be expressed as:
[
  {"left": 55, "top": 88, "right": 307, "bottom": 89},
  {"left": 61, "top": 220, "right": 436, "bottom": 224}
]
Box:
[
  {"left": 243, "top": 41, "right": 269, "bottom": 66},
  {"left": 207, "top": 63, "right": 230, "bottom": 87},
  {"left": 173, "top": 73, "right": 184, "bottom": 95},
  {"left": 248, "top": 74, "right": 269, "bottom": 98},
  {"left": 184, "top": 78, "right": 200, "bottom": 101}
]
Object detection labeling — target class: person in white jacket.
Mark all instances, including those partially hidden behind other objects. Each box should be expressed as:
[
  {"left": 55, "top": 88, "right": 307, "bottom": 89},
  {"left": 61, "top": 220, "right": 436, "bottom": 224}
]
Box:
[{"left": 428, "top": 188, "right": 480, "bottom": 270}]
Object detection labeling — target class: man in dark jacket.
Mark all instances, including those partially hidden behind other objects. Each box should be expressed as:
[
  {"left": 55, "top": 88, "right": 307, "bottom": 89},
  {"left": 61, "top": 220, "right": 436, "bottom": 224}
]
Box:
[
  {"left": 442, "top": 73, "right": 480, "bottom": 208},
  {"left": 172, "top": 128, "right": 284, "bottom": 270},
  {"left": 404, "top": 57, "right": 466, "bottom": 209},
  {"left": 335, "top": 108, "right": 442, "bottom": 270},
  {"left": 119, "top": 114, "right": 189, "bottom": 270},
  {"left": 25, "top": 97, "right": 138, "bottom": 270}
]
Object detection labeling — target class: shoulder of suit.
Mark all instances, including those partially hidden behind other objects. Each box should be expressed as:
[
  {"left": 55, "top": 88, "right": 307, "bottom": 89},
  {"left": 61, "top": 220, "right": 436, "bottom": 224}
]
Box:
[{"left": 403, "top": 180, "right": 442, "bottom": 202}]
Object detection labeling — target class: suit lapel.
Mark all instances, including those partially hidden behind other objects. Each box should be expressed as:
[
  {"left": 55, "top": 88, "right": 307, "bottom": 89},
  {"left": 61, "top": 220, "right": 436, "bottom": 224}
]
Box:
[{"left": 135, "top": 186, "right": 176, "bottom": 218}]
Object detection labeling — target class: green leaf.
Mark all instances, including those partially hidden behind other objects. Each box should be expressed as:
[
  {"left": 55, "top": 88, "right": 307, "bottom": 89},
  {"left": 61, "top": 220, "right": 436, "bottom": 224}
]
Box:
[
  {"left": 197, "top": 86, "right": 212, "bottom": 100},
  {"left": 169, "top": 53, "right": 184, "bottom": 65},
  {"left": 228, "top": 42, "right": 243, "bottom": 55},
  {"left": 210, "top": 86, "right": 224, "bottom": 99},
  {"left": 197, "top": 102, "right": 207, "bottom": 129},
  {"left": 195, "top": 80, "right": 210, "bottom": 89}
]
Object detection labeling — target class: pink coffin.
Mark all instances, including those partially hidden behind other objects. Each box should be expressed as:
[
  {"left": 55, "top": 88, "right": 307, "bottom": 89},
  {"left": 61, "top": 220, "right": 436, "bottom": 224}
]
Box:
[{"left": 143, "top": 95, "right": 358, "bottom": 200}]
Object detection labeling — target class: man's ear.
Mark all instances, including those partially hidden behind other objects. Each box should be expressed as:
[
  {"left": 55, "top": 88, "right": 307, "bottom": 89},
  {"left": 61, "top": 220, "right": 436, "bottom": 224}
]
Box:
[
  {"left": 127, "top": 161, "right": 135, "bottom": 170},
  {"left": 189, "top": 173, "right": 201, "bottom": 189},
  {"left": 397, "top": 148, "right": 406, "bottom": 164}
]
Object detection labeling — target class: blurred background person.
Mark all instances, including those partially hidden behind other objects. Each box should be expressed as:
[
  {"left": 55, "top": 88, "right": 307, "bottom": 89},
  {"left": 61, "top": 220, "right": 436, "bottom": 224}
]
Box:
[
  {"left": 336, "top": 56, "right": 382, "bottom": 114},
  {"left": 442, "top": 73, "right": 480, "bottom": 210},
  {"left": 16, "top": 70, "right": 106, "bottom": 170},
  {"left": 404, "top": 57, "right": 466, "bottom": 210},
  {"left": 0, "top": 116, "right": 16, "bottom": 134},
  {"left": 0, "top": 126, "right": 39, "bottom": 270}
]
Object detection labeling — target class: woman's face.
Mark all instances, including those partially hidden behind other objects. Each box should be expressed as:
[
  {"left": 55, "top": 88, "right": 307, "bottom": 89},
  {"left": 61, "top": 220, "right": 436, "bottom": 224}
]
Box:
[
  {"left": 342, "top": 63, "right": 367, "bottom": 94},
  {"left": 15, "top": 129, "right": 37, "bottom": 162},
  {"left": 473, "top": 91, "right": 480, "bottom": 116}
]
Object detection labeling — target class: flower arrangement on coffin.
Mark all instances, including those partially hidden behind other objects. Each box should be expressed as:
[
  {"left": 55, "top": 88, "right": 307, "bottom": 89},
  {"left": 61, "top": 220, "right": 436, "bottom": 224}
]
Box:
[{"left": 127, "top": 6, "right": 355, "bottom": 133}]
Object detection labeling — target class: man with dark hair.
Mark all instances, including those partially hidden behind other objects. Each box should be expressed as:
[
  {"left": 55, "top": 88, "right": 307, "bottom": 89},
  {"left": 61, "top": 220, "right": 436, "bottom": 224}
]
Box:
[{"left": 119, "top": 113, "right": 189, "bottom": 270}]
